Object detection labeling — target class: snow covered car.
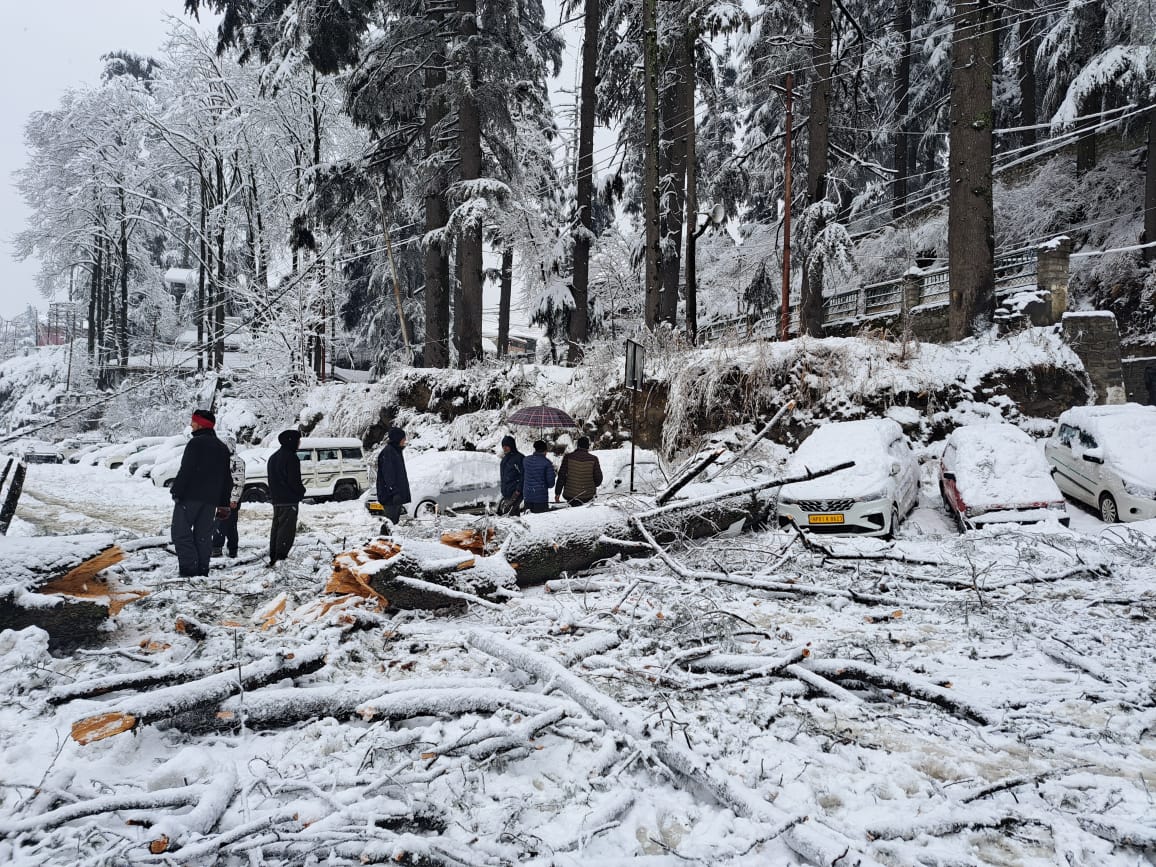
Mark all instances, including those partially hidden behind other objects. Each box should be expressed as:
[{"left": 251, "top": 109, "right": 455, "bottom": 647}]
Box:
[
  {"left": 240, "top": 437, "right": 369, "bottom": 503},
  {"left": 81, "top": 437, "right": 170, "bottom": 470},
  {"left": 939, "top": 424, "right": 1069, "bottom": 530},
  {"left": 1044, "top": 404, "right": 1156, "bottom": 523},
  {"left": 125, "top": 435, "right": 186, "bottom": 477},
  {"left": 366, "top": 450, "right": 501, "bottom": 518},
  {"left": 11, "top": 439, "right": 65, "bottom": 464},
  {"left": 776, "top": 418, "right": 919, "bottom": 537}
]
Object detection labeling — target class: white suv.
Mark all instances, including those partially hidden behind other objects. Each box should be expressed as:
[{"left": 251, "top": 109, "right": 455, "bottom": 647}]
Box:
[
  {"left": 240, "top": 437, "right": 370, "bottom": 503},
  {"left": 1044, "top": 404, "right": 1156, "bottom": 523}
]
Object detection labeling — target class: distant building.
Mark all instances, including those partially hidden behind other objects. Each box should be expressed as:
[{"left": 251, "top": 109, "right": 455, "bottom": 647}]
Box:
[{"left": 163, "top": 268, "right": 198, "bottom": 306}]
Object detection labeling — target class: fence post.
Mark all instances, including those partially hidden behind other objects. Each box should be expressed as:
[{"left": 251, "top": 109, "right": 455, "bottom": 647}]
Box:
[
  {"left": 1037, "top": 236, "right": 1071, "bottom": 324},
  {"left": 901, "top": 271, "right": 922, "bottom": 315}
]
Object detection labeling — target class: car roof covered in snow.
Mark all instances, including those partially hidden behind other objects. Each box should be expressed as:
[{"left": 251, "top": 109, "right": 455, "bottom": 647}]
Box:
[
  {"left": 298, "top": 437, "right": 363, "bottom": 450},
  {"left": 944, "top": 423, "right": 1062, "bottom": 509}
]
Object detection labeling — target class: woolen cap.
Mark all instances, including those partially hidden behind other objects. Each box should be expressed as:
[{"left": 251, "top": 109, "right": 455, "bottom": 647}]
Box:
[
  {"left": 387, "top": 428, "right": 406, "bottom": 445},
  {"left": 192, "top": 409, "right": 216, "bottom": 427},
  {"left": 278, "top": 429, "right": 302, "bottom": 448},
  {"left": 501, "top": 435, "right": 517, "bottom": 449}
]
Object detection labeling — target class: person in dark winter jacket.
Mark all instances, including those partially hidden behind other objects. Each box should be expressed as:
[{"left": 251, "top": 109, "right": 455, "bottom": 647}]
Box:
[
  {"left": 267, "top": 429, "right": 306, "bottom": 566},
  {"left": 376, "top": 428, "right": 411, "bottom": 526},
  {"left": 170, "top": 409, "right": 233, "bottom": 577},
  {"left": 212, "top": 432, "right": 246, "bottom": 558},
  {"left": 555, "top": 436, "right": 603, "bottom": 506},
  {"left": 498, "top": 435, "right": 524, "bottom": 516},
  {"left": 521, "top": 440, "right": 556, "bottom": 514}
]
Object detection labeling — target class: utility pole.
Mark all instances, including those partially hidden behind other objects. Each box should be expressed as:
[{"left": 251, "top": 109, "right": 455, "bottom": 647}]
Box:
[{"left": 780, "top": 73, "right": 794, "bottom": 342}]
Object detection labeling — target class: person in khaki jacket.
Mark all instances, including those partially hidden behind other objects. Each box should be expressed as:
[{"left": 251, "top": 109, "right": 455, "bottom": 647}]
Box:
[{"left": 554, "top": 436, "right": 603, "bottom": 506}]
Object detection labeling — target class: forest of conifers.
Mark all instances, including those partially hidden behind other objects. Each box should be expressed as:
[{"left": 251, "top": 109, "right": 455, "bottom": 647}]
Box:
[{"left": 16, "top": 0, "right": 1156, "bottom": 379}]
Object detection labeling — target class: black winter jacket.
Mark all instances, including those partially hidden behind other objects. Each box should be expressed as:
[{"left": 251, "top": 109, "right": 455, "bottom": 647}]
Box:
[
  {"left": 500, "top": 449, "right": 524, "bottom": 498},
  {"left": 171, "top": 429, "right": 233, "bottom": 506},
  {"left": 267, "top": 445, "right": 307, "bottom": 504},
  {"left": 376, "top": 444, "right": 411, "bottom": 505}
]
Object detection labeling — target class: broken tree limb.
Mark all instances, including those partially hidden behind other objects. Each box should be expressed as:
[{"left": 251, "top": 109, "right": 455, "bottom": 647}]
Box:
[
  {"left": 48, "top": 659, "right": 231, "bottom": 705},
  {"left": 0, "top": 784, "right": 205, "bottom": 836},
  {"left": 1077, "top": 815, "right": 1156, "bottom": 850},
  {"left": 465, "top": 629, "right": 886, "bottom": 867},
  {"left": 655, "top": 448, "right": 723, "bottom": 506},
  {"left": 167, "top": 677, "right": 555, "bottom": 735},
  {"left": 0, "top": 460, "right": 27, "bottom": 535},
  {"left": 70, "top": 645, "right": 328, "bottom": 744},
  {"left": 683, "top": 646, "right": 811, "bottom": 692},
  {"left": 708, "top": 399, "right": 796, "bottom": 483},
  {"left": 710, "top": 571, "right": 934, "bottom": 610},
  {"left": 147, "top": 764, "right": 237, "bottom": 854},
  {"left": 784, "top": 663, "right": 864, "bottom": 704},
  {"left": 787, "top": 521, "right": 947, "bottom": 567},
  {"left": 803, "top": 658, "right": 997, "bottom": 725}
]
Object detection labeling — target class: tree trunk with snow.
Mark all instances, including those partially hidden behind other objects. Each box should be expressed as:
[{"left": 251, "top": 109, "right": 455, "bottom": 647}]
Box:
[
  {"left": 456, "top": 0, "right": 484, "bottom": 368},
  {"left": 947, "top": 0, "right": 996, "bottom": 340},
  {"left": 568, "top": 0, "right": 600, "bottom": 363},
  {"left": 800, "top": 0, "right": 832, "bottom": 337},
  {"left": 423, "top": 12, "right": 451, "bottom": 369},
  {"left": 642, "top": 0, "right": 661, "bottom": 329},
  {"left": 1146, "top": 106, "right": 1156, "bottom": 263},
  {"left": 892, "top": 0, "right": 912, "bottom": 220}
]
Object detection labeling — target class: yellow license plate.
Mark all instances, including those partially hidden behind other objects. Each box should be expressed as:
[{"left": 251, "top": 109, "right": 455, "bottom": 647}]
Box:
[
  {"left": 808, "top": 513, "right": 844, "bottom": 524},
  {"left": 368, "top": 501, "right": 383, "bottom": 513}
]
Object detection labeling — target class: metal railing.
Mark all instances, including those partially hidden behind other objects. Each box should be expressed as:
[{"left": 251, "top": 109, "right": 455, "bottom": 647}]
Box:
[{"left": 701, "top": 249, "right": 1043, "bottom": 342}]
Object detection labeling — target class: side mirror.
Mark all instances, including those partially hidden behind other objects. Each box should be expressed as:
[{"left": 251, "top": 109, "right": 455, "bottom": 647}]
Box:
[
  {"left": 1082, "top": 448, "right": 1104, "bottom": 464},
  {"left": 889, "top": 461, "right": 901, "bottom": 476},
  {"left": 942, "top": 471, "right": 956, "bottom": 481}
]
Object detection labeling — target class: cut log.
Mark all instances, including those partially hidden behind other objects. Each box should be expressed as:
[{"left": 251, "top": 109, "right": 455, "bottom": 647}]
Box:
[
  {"left": 0, "top": 534, "right": 139, "bottom": 651},
  {"left": 70, "top": 645, "right": 328, "bottom": 744},
  {"left": 327, "top": 536, "right": 516, "bottom": 609},
  {"left": 48, "top": 659, "right": 231, "bottom": 705}
]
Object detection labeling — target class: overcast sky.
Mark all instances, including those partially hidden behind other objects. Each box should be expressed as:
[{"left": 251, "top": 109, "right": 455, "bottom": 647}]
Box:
[{"left": 0, "top": 1, "right": 215, "bottom": 320}]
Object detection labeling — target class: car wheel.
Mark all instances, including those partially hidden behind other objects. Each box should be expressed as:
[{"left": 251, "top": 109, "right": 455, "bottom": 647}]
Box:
[
  {"left": 413, "top": 499, "right": 438, "bottom": 519},
  {"left": 884, "top": 506, "right": 900, "bottom": 540},
  {"left": 1099, "top": 493, "right": 1119, "bottom": 524},
  {"left": 333, "top": 481, "right": 359, "bottom": 502},
  {"left": 242, "top": 484, "right": 269, "bottom": 504}
]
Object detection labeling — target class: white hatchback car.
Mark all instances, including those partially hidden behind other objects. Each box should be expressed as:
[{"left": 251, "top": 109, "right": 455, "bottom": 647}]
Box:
[
  {"left": 777, "top": 418, "right": 920, "bottom": 537},
  {"left": 1044, "top": 404, "right": 1156, "bottom": 523}
]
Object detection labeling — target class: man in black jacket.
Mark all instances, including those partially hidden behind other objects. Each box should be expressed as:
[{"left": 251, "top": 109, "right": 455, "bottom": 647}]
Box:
[
  {"left": 170, "top": 409, "right": 233, "bottom": 577},
  {"left": 498, "top": 435, "right": 523, "bottom": 515},
  {"left": 376, "top": 428, "right": 411, "bottom": 528},
  {"left": 267, "top": 429, "right": 307, "bottom": 566}
]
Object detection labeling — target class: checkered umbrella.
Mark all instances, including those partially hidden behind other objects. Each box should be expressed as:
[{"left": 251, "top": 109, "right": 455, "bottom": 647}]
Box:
[{"left": 507, "top": 405, "right": 576, "bottom": 428}]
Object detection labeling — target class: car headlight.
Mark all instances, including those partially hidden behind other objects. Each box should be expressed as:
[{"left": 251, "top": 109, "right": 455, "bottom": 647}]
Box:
[
  {"left": 855, "top": 489, "right": 888, "bottom": 503},
  {"left": 1120, "top": 478, "right": 1156, "bottom": 499}
]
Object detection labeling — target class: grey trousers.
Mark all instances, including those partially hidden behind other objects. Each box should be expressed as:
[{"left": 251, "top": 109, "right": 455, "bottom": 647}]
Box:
[
  {"left": 269, "top": 504, "right": 299, "bottom": 564},
  {"left": 172, "top": 500, "right": 215, "bottom": 576}
]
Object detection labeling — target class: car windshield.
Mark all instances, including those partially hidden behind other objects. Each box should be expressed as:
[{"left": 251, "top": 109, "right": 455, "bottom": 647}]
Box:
[{"left": 950, "top": 426, "right": 1058, "bottom": 507}]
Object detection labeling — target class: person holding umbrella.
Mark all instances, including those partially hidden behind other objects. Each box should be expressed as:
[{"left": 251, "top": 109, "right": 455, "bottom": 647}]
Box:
[{"left": 521, "top": 440, "right": 556, "bottom": 514}]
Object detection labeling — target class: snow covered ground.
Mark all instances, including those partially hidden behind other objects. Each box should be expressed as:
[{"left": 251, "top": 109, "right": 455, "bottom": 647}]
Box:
[{"left": 1, "top": 460, "right": 1155, "bottom": 865}]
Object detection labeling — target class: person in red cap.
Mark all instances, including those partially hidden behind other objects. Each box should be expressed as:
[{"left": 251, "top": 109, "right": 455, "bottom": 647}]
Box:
[{"left": 169, "top": 409, "right": 233, "bottom": 577}]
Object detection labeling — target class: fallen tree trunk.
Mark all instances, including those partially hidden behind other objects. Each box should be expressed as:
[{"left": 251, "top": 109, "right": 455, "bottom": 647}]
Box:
[
  {"left": 70, "top": 645, "right": 328, "bottom": 744},
  {"left": 49, "top": 659, "right": 231, "bottom": 705},
  {"left": 504, "top": 462, "right": 853, "bottom": 586},
  {"left": 0, "top": 460, "right": 27, "bottom": 535}
]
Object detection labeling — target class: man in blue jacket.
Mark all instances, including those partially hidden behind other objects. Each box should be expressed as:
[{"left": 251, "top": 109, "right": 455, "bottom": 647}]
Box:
[
  {"left": 498, "top": 435, "right": 524, "bottom": 515},
  {"left": 267, "top": 429, "right": 307, "bottom": 567},
  {"left": 521, "top": 440, "right": 555, "bottom": 514},
  {"left": 376, "top": 427, "right": 411, "bottom": 528},
  {"left": 170, "top": 409, "right": 233, "bottom": 577}
]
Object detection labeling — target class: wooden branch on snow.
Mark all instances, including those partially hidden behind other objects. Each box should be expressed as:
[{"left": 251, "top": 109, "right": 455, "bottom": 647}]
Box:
[
  {"left": 146, "top": 765, "right": 237, "bottom": 854},
  {"left": 803, "top": 658, "right": 997, "bottom": 725},
  {"left": 655, "top": 448, "right": 724, "bottom": 506},
  {"left": 69, "top": 646, "right": 328, "bottom": 744},
  {"left": 787, "top": 521, "right": 946, "bottom": 567},
  {"left": 0, "top": 784, "right": 205, "bottom": 836},
  {"left": 48, "top": 659, "right": 231, "bottom": 705},
  {"left": 682, "top": 646, "right": 811, "bottom": 692},
  {"left": 1078, "top": 815, "right": 1156, "bottom": 850}
]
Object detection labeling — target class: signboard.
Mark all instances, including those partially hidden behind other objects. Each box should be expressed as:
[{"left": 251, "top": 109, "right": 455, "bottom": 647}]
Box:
[{"left": 625, "top": 340, "right": 645, "bottom": 391}]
